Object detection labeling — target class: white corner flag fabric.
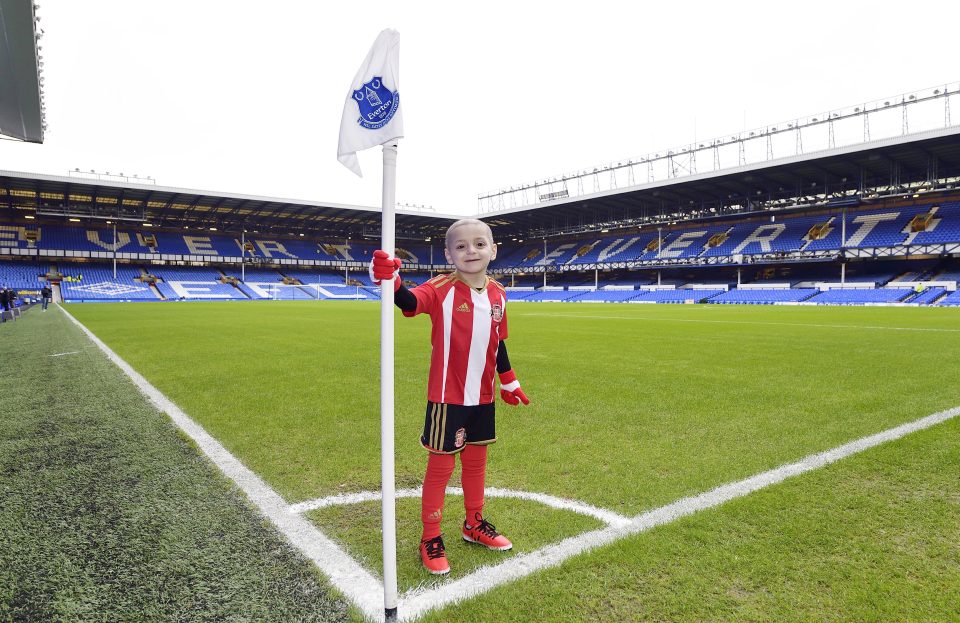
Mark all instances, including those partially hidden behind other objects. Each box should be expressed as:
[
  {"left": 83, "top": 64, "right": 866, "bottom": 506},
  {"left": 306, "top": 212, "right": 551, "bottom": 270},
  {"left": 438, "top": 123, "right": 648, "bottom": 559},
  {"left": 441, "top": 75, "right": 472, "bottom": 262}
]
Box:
[{"left": 337, "top": 29, "right": 403, "bottom": 177}]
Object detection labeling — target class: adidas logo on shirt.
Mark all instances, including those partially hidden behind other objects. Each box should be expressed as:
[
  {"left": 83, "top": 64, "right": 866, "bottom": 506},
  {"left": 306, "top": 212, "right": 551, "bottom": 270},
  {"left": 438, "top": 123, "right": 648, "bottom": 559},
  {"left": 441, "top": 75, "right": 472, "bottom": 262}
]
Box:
[{"left": 456, "top": 302, "right": 471, "bottom": 313}]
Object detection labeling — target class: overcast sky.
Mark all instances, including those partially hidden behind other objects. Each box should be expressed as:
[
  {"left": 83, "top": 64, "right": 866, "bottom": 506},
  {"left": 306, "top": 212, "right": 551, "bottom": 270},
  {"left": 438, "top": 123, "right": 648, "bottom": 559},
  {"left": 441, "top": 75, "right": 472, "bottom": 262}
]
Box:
[{"left": 3, "top": 0, "right": 959, "bottom": 216}]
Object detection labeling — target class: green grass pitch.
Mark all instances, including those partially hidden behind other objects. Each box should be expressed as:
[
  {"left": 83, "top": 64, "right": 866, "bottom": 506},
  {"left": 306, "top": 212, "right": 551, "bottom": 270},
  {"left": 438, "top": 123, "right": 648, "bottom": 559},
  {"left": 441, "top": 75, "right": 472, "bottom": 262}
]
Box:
[{"left": 57, "top": 301, "right": 960, "bottom": 620}]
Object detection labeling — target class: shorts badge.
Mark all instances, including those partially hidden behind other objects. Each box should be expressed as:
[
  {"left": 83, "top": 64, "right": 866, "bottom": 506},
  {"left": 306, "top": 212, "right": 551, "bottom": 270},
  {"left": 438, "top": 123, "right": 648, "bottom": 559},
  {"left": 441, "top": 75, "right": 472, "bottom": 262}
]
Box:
[{"left": 454, "top": 427, "right": 466, "bottom": 448}]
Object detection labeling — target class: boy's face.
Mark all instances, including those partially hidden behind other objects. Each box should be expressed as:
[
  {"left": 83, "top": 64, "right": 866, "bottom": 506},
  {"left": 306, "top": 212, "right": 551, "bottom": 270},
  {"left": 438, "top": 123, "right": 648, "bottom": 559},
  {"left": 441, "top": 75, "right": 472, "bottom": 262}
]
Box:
[{"left": 444, "top": 223, "right": 497, "bottom": 277}]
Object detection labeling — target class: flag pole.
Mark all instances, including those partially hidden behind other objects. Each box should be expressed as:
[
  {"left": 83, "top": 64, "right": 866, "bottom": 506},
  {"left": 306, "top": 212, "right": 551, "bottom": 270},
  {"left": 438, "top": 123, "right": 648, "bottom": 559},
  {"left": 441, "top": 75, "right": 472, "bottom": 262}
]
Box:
[{"left": 380, "top": 138, "right": 399, "bottom": 623}]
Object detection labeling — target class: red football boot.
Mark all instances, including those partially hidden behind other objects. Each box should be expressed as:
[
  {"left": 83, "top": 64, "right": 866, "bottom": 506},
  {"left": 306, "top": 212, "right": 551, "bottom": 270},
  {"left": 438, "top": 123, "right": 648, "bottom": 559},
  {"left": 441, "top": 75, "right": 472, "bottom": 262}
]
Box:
[
  {"left": 462, "top": 518, "right": 512, "bottom": 551},
  {"left": 419, "top": 535, "right": 450, "bottom": 575}
]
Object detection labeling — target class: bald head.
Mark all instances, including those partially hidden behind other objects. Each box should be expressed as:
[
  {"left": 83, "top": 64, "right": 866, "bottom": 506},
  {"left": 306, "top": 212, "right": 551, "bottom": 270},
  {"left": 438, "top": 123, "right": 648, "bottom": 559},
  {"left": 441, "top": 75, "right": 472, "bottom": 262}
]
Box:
[{"left": 445, "top": 218, "right": 494, "bottom": 250}]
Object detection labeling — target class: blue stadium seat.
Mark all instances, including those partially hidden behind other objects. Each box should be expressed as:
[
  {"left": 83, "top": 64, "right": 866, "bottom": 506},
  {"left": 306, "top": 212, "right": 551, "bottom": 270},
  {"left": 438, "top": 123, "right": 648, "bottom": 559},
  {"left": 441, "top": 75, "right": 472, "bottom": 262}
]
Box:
[
  {"left": 805, "top": 288, "right": 913, "bottom": 304},
  {"left": 709, "top": 289, "right": 819, "bottom": 304}
]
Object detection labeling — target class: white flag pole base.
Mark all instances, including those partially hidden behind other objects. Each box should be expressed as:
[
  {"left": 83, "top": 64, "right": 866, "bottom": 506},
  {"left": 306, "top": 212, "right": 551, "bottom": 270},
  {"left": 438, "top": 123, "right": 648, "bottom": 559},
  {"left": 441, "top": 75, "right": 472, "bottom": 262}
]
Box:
[{"left": 380, "top": 140, "right": 400, "bottom": 620}]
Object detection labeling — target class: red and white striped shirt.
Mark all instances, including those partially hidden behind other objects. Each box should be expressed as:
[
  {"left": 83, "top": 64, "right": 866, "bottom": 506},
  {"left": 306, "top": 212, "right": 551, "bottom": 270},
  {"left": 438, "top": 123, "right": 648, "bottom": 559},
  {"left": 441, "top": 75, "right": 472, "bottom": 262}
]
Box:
[{"left": 404, "top": 273, "right": 508, "bottom": 406}]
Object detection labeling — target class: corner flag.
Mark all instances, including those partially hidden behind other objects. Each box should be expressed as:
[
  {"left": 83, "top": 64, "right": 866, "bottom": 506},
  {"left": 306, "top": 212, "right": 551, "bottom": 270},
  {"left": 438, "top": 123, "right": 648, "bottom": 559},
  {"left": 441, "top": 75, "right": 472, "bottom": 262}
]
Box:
[
  {"left": 337, "top": 28, "right": 402, "bottom": 623},
  {"left": 337, "top": 29, "right": 403, "bottom": 176}
]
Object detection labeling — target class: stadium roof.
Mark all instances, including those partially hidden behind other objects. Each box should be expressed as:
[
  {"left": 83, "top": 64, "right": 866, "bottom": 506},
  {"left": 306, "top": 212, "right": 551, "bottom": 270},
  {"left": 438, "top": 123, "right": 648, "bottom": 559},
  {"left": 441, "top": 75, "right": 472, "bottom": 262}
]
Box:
[
  {"left": 479, "top": 126, "right": 960, "bottom": 238},
  {"left": 0, "top": 0, "right": 45, "bottom": 142},
  {"left": 0, "top": 169, "right": 459, "bottom": 240}
]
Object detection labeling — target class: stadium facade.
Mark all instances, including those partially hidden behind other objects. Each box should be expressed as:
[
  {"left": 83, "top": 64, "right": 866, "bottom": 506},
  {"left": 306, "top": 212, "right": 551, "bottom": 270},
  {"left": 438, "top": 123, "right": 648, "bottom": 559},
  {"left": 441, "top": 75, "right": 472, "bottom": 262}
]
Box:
[{"left": 2, "top": 122, "right": 960, "bottom": 307}]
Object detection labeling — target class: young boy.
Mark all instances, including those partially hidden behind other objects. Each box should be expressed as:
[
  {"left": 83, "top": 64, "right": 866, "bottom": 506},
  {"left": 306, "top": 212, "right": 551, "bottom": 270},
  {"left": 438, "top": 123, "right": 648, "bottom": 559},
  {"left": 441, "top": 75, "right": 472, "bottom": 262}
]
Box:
[{"left": 370, "top": 218, "right": 529, "bottom": 575}]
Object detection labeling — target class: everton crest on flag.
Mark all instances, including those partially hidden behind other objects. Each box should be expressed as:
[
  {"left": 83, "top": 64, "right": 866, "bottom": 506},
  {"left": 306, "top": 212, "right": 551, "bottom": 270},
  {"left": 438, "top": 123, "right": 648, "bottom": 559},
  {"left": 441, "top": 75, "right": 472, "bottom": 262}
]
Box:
[
  {"left": 353, "top": 77, "right": 399, "bottom": 130},
  {"left": 337, "top": 29, "right": 404, "bottom": 176}
]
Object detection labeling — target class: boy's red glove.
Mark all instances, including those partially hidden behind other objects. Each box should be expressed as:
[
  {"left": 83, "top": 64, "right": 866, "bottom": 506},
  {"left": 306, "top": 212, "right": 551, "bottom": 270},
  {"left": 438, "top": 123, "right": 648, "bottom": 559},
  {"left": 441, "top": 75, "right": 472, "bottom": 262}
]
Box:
[
  {"left": 498, "top": 370, "right": 529, "bottom": 406},
  {"left": 370, "top": 249, "right": 401, "bottom": 291}
]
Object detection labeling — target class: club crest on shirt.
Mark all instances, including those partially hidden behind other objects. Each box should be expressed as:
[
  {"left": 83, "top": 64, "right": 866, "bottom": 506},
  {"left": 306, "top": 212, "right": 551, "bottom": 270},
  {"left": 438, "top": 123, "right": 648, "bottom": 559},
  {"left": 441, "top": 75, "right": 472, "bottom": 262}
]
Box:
[
  {"left": 353, "top": 76, "right": 400, "bottom": 130},
  {"left": 454, "top": 427, "right": 466, "bottom": 448},
  {"left": 490, "top": 303, "right": 503, "bottom": 322}
]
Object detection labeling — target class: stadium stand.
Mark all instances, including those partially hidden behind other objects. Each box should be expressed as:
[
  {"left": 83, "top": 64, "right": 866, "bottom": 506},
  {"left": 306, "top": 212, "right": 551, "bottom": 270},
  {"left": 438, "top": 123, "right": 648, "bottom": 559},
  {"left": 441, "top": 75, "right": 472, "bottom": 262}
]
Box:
[
  {"left": 519, "top": 289, "right": 581, "bottom": 302},
  {"left": 906, "top": 287, "right": 948, "bottom": 305},
  {"left": 933, "top": 267, "right": 960, "bottom": 282},
  {"left": 4, "top": 189, "right": 960, "bottom": 307},
  {"left": 709, "top": 288, "right": 819, "bottom": 304},
  {"left": 639, "top": 227, "right": 725, "bottom": 261},
  {"left": 58, "top": 263, "right": 157, "bottom": 302},
  {"left": 0, "top": 260, "right": 44, "bottom": 289},
  {"left": 571, "top": 289, "right": 644, "bottom": 303},
  {"left": 805, "top": 288, "right": 914, "bottom": 305},
  {"left": 6, "top": 201, "right": 960, "bottom": 268},
  {"left": 937, "top": 290, "right": 960, "bottom": 306},
  {"left": 149, "top": 266, "right": 247, "bottom": 300},
  {"left": 632, "top": 289, "right": 725, "bottom": 304}
]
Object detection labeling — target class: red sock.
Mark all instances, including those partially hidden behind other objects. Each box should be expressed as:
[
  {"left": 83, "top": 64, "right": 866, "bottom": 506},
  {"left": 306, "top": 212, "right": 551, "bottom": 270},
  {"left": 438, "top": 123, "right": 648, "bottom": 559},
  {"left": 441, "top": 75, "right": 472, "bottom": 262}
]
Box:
[
  {"left": 421, "top": 452, "right": 455, "bottom": 540},
  {"left": 460, "top": 444, "right": 488, "bottom": 527}
]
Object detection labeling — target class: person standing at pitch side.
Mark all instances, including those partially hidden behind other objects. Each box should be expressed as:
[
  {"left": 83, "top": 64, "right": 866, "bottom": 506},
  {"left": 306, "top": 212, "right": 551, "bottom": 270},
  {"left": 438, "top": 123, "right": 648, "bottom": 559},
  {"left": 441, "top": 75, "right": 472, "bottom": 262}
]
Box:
[{"left": 370, "top": 218, "right": 530, "bottom": 575}]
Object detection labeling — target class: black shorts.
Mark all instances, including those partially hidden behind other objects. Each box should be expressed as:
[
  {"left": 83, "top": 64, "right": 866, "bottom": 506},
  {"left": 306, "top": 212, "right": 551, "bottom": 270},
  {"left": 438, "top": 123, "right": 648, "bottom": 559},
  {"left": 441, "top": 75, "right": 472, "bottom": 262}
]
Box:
[{"left": 421, "top": 401, "right": 496, "bottom": 454}]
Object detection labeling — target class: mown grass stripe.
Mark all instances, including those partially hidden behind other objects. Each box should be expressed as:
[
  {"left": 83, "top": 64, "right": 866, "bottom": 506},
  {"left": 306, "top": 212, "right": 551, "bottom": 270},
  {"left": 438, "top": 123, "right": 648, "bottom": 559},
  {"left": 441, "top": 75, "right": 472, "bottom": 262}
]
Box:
[{"left": 1, "top": 303, "right": 351, "bottom": 621}]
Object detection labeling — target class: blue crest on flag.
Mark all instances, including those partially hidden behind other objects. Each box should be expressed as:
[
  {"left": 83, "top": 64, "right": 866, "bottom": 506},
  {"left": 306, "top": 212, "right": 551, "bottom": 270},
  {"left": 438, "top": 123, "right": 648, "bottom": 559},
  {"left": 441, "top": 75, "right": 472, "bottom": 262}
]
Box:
[{"left": 352, "top": 77, "right": 399, "bottom": 130}]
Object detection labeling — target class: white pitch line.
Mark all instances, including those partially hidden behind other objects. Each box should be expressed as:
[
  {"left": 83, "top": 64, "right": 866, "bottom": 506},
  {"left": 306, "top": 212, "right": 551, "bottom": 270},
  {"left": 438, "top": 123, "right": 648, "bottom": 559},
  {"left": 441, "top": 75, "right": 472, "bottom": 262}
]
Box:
[
  {"left": 478, "top": 487, "right": 631, "bottom": 528},
  {"left": 290, "top": 486, "right": 630, "bottom": 529},
  {"left": 289, "top": 489, "right": 391, "bottom": 514},
  {"left": 58, "top": 306, "right": 387, "bottom": 622},
  {"left": 397, "top": 404, "right": 960, "bottom": 621},
  {"left": 520, "top": 311, "right": 960, "bottom": 333},
  {"left": 49, "top": 351, "right": 80, "bottom": 357}
]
